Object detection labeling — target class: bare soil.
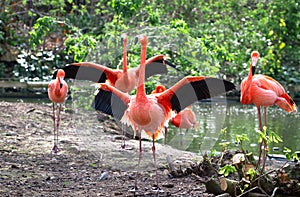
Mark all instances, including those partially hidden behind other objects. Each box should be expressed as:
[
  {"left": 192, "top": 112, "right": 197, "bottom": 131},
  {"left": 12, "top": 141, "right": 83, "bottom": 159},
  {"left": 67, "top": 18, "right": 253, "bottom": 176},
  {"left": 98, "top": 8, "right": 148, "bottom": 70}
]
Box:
[
  {"left": 0, "top": 101, "right": 213, "bottom": 196},
  {"left": 1, "top": 101, "right": 299, "bottom": 197}
]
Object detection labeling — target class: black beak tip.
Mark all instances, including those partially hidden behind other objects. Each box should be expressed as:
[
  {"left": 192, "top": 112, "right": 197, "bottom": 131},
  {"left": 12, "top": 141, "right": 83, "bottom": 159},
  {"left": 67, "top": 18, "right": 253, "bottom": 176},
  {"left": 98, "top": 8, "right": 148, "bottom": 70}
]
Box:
[{"left": 134, "top": 36, "right": 138, "bottom": 45}]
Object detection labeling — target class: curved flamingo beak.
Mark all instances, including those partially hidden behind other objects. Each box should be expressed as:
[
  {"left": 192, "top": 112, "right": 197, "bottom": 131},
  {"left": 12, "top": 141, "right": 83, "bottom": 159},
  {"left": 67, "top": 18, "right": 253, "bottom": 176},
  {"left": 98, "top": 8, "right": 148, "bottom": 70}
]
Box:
[
  {"left": 59, "top": 77, "right": 64, "bottom": 88},
  {"left": 134, "top": 36, "right": 139, "bottom": 45},
  {"left": 121, "top": 33, "right": 127, "bottom": 45},
  {"left": 251, "top": 51, "right": 260, "bottom": 67}
]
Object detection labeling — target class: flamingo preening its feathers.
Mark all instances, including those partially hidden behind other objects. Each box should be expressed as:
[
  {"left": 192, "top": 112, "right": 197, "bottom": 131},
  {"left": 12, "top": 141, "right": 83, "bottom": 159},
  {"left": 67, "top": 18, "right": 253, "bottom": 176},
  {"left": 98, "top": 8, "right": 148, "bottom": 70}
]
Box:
[
  {"left": 93, "top": 34, "right": 236, "bottom": 190},
  {"left": 240, "top": 51, "right": 297, "bottom": 171}
]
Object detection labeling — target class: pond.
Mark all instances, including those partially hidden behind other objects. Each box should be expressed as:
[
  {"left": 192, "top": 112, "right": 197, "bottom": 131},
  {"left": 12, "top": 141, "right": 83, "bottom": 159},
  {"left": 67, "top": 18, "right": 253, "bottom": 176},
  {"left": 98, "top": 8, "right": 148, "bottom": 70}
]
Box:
[
  {"left": 165, "top": 99, "right": 300, "bottom": 156},
  {"left": 2, "top": 89, "right": 299, "bottom": 158}
]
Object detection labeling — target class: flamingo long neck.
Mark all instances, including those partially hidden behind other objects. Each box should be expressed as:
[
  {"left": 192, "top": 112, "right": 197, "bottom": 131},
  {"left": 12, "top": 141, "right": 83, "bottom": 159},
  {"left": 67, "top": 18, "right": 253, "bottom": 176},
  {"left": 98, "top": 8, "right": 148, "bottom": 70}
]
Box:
[
  {"left": 123, "top": 40, "right": 128, "bottom": 73},
  {"left": 55, "top": 77, "right": 62, "bottom": 95},
  {"left": 136, "top": 44, "right": 147, "bottom": 101},
  {"left": 247, "top": 63, "right": 255, "bottom": 81}
]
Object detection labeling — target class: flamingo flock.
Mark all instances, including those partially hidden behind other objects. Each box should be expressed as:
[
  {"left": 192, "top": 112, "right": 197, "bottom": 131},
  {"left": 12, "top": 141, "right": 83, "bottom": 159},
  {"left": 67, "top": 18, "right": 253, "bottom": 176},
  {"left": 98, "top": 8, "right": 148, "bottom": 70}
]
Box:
[{"left": 48, "top": 34, "right": 297, "bottom": 190}]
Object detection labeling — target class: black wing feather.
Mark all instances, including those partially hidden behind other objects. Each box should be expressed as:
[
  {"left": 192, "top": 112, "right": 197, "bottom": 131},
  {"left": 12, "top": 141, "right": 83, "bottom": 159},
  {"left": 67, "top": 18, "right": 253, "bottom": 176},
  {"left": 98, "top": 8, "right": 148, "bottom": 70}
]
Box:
[
  {"left": 145, "top": 59, "right": 179, "bottom": 79},
  {"left": 92, "top": 89, "right": 127, "bottom": 120},
  {"left": 52, "top": 65, "right": 107, "bottom": 83},
  {"left": 170, "top": 78, "right": 236, "bottom": 112}
]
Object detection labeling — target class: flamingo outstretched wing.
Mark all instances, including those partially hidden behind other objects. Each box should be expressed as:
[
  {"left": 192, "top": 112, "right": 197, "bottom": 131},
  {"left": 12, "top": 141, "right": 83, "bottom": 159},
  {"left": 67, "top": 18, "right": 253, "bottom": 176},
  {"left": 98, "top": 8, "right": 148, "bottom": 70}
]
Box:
[
  {"left": 52, "top": 63, "right": 118, "bottom": 83},
  {"left": 160, "top": 76, "right": 236, "bottom": 113},
  {"left": 52, "top": 56, "right": 178, "bottom": 83},
  {"left": 92, "top": 89, "right": 128, "bottom": 120}
]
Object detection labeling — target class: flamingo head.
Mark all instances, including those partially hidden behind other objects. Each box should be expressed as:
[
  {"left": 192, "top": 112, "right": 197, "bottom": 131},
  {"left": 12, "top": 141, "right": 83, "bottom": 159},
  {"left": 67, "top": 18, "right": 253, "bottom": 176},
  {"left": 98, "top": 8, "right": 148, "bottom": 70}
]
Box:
[
  {"left": 134, "top": 34, "right": 148, "bottom": 46},
  {"left": 57, "top": 69, "right": 65, "bottom": 81},
  {"left": 121, "top": 33, "right": 128, "bottom": 46},
  {"left": 151, "top": 85, "right": 167, "bottom": 94},
  {"left": 56, "top": 69, "right": 65, "bottom": 79},
  {"left": 56, "top": 69, "right": 65, "bottom": 88},
  {"left": 251, "top": 51, "right": 260, "bottom": 75}
]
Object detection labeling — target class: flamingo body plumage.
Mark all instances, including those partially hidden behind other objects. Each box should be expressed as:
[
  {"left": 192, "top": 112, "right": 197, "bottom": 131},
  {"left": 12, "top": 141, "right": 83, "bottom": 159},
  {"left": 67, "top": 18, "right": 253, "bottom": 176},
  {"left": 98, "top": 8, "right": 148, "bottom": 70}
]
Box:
[
  {"left": 170, "top": 106, "right": 197, "bottom": 129},
  {"left": 240, "top": 51, "right": 297, "bottom": 114}
]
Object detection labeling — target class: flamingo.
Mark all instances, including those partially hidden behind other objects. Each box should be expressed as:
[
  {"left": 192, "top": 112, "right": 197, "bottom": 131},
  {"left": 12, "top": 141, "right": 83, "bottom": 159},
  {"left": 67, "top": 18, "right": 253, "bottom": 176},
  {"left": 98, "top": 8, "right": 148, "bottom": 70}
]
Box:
[
  {"left": 151, "top": 85, "right": 198, "bottom": 144},
  {"left": 170, "top": 106, "right": 198, "bottom": 134},
  {"left": 48, "top": 69, "right": 68, "bottom": 153},
  {"left": 240, "top": 51, "right": 297, "bottom": 171},
  {"left": 52, "top": 34, "right": 177, "bottom": 94},
  {"left": 94, "top": 34, "right": 236, "bottom": 190}
]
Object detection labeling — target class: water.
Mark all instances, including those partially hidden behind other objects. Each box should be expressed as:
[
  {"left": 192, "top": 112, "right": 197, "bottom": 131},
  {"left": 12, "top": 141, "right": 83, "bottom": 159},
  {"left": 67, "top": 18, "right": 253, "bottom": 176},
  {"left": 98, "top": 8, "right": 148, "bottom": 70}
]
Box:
[
  {"left": 165, "top": 100, "right": 300, "bottom": 156},
  {"left": 2, "top": 93, "right": 299, "bottom": 157}
]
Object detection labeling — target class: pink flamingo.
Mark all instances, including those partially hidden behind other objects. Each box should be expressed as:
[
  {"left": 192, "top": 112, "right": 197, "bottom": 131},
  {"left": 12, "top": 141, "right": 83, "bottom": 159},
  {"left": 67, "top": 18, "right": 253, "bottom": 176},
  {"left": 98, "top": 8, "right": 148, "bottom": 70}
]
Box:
[
  {"left": 240, "top": 51, "right": 297, "bottom": 170},
  {"left": 95, "top": 34, "right": 235, "bottom": 190},
  {"left": 48, "top": 69, "right": 68, "bottom": 153},
  {"left": 170, "top": 106, "right": 198, "bottom": 134}
]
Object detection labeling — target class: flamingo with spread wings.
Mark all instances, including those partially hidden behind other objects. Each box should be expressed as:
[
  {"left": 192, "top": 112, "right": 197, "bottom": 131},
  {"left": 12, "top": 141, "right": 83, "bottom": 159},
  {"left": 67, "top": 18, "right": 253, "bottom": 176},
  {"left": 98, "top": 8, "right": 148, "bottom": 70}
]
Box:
[
  {"left": 52, "top": 34, "right": 177, "bottom": 94},
  {"left": 240, "top": 51, "right": 297, "bottom": 171},
  {"left": 94, "top": 34, "right": 236, "bottom": 190}
]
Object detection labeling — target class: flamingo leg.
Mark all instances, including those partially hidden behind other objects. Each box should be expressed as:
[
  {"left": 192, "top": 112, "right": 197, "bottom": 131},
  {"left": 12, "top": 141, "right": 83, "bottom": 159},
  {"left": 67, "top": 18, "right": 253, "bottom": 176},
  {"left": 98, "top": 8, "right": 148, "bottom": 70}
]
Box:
[
  {"left": 256, "top": 106, "right": 263, "bottom": 167},
  {"left": 53, "top": 104, "right": 61, "bottom": 153},
  {"left": 164, "top": 126, "right": 168, "bottom": 145},
  {"left": 134, "top": 130, "right": 142, "bottom": 190},
  {"left": 261, "top": 107, "right": 268, "bottom": 173},
  {"left": 51, "top": 103, "right": 59, "bottom": 153},
  {"left": 264, "top": 107, "right": 267, "bottom": 127},
  {"left": 180, "top": 128, "right": 183, "bottom": 146},
  {"left": 151, "top": 134, "right": 158, "bottom": 188},
  {"left": 121, "top": 124, "right": 126, "bottom": 149}
]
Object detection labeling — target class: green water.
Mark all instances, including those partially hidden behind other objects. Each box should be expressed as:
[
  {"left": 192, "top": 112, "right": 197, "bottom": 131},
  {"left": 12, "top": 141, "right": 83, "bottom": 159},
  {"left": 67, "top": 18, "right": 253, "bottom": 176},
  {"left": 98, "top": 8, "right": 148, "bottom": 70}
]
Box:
[{"left": 165, "top": 101, "right": 300, "bottom": 156}]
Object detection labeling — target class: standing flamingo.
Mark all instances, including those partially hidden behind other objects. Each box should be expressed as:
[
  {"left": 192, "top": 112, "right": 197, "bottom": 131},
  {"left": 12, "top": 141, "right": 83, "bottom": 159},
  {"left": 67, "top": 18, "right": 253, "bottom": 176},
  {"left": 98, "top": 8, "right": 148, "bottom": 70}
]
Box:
[
  {"left": 94, "top": 34, "right": 235, "bottom": 190},
  {"left": 48, "top": 69, "right": 68, "bottom": 153},
  {"left": 240, "top": 51, "right": 297, "bottom": 171}
]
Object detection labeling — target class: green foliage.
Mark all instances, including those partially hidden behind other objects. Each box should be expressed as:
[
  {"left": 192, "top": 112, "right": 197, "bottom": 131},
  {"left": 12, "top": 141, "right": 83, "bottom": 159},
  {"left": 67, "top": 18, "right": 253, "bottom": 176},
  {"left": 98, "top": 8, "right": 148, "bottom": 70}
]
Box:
[
  {"left": 257, "top": 126, "right": 282, "bottom": 145},
  {"left": 64, "top": 33, "right": 97, "bottom": 62},
  {"left": 29, "top": 16, "right": 58, "bottom": 50},
  {"left": 235, "top": 134, "right": 250, "bottom": 152},
  {"left": 0, "top": 0, "right": 299, "bottom": 86},
  {"left": 218, "top": 164, "right": 236, "bottom": 177},
  {"left": 284, "top": 147, "right": 299, "bottom": 162}
]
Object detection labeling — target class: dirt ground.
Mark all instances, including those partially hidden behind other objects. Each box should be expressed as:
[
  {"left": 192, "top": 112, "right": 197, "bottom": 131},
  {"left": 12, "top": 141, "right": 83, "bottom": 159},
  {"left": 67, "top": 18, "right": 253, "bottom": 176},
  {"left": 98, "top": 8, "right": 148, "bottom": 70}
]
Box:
[
  {"left": 1, "top": 101, "right": 300, "bottom": 197},
  {"left": 0, "top": 101, "right": 216, "bottom": 196}
]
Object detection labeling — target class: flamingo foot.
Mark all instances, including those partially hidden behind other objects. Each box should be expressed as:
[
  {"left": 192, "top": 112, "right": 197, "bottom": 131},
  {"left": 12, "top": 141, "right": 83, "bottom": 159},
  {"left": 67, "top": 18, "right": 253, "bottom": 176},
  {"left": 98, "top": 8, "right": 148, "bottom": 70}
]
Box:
[{"left": 52, "top": 144, "right": 60, "bottom": 153}]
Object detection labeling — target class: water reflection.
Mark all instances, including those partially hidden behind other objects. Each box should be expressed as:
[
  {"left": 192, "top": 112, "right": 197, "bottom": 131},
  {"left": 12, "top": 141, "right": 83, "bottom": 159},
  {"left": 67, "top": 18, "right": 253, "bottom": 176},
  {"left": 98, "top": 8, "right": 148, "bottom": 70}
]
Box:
[{"left": 166, "top": 100, "right": 300, "bottom": 156}]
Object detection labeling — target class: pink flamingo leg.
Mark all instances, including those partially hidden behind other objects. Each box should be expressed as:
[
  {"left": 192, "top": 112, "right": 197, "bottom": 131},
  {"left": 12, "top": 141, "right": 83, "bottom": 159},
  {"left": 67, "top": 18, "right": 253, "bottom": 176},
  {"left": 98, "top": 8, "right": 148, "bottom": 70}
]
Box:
[
  {"left": 152, "top": 134, "right": 158, "bottom": 188},
  {"left": 256, "top": 106, "right": 263, "bottom": 167},
  {"left": 261, "top": 107, "right": 268, "bottom": 172},
  {"left": 121, "top": 124, "right": 126, "bottom": 149},
  {"left": 51, "top": 103, "right": 59, "bottom": 153},
  {"left": 164, "top": 126, "right": 168, "bottom": 145},
  {"left": 134, "top": 131, "right": 142, "bottom": 190},
  {"left": 53, "top": 104, "right": 61, "bottom": 153}
]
